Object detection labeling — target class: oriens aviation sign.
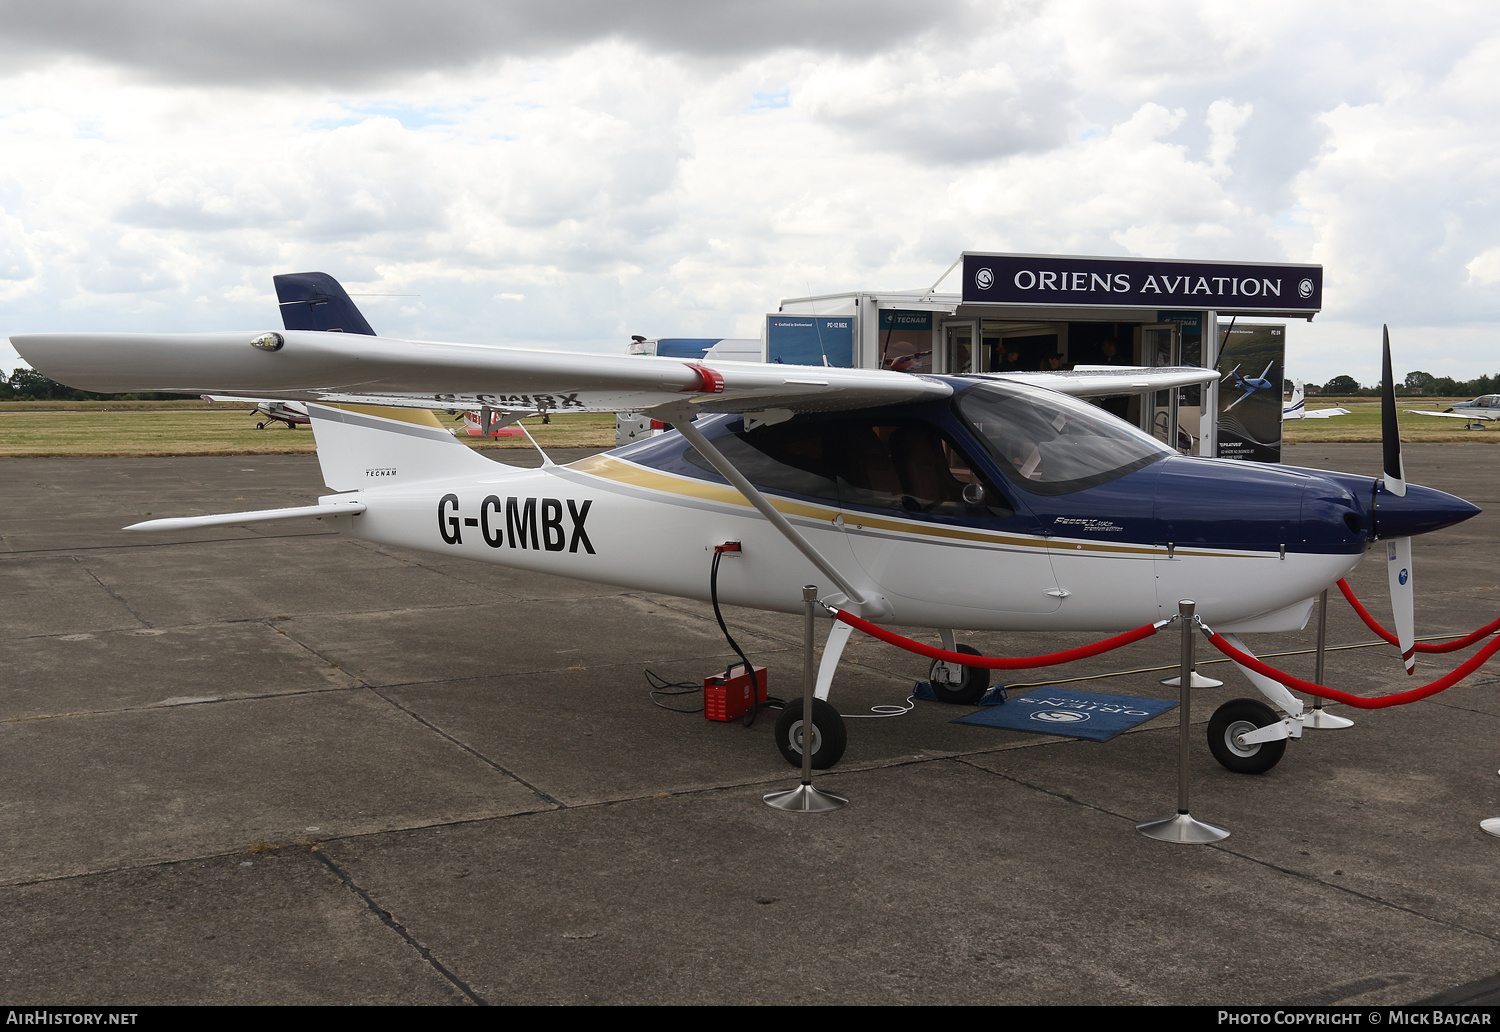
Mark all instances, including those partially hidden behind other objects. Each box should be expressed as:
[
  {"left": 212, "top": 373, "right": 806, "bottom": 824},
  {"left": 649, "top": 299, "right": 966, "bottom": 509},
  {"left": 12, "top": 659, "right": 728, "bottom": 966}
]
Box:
[{"left": 961, "top": 253, "right": 1322, "bottom": 314}]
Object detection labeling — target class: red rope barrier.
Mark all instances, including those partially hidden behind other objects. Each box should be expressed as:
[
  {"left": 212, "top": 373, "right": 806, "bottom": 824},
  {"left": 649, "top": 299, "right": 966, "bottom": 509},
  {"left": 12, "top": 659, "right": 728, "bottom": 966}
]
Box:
[
  {"left": 1336, "top": 578, "right": 1500, "bottom": 654},
  {"left": 830, "top": 608, "right": 1161, "bottom": 670},
  {"left": 1204, "top": 629, "right": 1500, "bottom": 709}
]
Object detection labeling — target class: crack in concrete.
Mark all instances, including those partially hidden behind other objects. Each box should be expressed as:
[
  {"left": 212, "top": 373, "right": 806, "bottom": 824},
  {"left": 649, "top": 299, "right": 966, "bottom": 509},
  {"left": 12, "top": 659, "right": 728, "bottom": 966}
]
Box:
[
  {"left": 76, "top": 557, "right": 153, "bottom": 629},
  {"left": 953, "top": 754, "right": 1500, "bottom": 949},
  {"left": 312, "top": 849, "right": 487, "bottom": 1006},
  {"left": 364, "top": 685, "right": 569, "bottom": 810},
  {"left": 0, "top": 531, "right": 341, "bottom": 557}
]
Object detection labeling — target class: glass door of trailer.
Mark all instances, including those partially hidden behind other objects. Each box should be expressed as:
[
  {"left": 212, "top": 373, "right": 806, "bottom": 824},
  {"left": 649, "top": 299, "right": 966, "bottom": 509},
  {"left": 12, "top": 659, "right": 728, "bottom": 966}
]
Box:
[
  {"left": 941, "top": 321, "right": 977, "bottom": 375},
  {"left": 1141, "top": 322, "right": 1185, "bottom": 451}
]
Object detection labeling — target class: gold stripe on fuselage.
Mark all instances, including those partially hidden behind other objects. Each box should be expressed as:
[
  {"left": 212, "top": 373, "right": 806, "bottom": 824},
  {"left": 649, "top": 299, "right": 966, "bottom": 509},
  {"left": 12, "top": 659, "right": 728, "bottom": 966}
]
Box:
[{"left": 566, "top": 453, "right": 1254, "bottom": 560}]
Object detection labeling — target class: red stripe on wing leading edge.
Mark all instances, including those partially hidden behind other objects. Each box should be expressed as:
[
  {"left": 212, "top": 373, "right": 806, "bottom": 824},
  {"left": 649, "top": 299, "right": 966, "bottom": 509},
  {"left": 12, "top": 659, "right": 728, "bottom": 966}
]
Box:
[{"left": 681, "top": 361, "right": 725, "bottom": 394}]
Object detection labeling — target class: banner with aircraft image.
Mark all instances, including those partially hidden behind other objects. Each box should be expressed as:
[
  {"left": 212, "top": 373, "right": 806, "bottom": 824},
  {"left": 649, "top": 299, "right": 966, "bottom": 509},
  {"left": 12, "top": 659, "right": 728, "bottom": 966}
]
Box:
[{"left": 1216, "top": 323, "right": 1286, "bottom": 463}]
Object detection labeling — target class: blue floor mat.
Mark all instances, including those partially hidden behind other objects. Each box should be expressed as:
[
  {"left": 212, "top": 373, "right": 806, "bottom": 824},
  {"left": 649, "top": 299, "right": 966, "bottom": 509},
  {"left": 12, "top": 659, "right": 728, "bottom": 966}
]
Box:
[{"left": 947, "top": 686, "right": 1178, "bottom": 742}]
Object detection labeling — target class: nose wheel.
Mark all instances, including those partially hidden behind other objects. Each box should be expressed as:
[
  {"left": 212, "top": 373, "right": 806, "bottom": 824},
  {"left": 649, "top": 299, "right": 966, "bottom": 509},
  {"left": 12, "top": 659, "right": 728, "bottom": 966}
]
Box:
[
  {"left": 1208, "top": 698, "right": 1286, "bottom": 774},
  {"left": 928, "top": 643, "right": 989, "bottom": 705},
  {"left": 774, "top": 698, "right": 848, "bottom": 769}
]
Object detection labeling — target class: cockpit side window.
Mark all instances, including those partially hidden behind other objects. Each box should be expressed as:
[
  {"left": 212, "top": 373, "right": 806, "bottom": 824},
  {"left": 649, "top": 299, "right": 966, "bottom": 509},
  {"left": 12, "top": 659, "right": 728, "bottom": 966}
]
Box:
[
  {"left": 956, "top": 381, "right": 1172, "bottom": 495},
  {"left": 684, "top": 418, "right": 1013, "bottom": 518}
]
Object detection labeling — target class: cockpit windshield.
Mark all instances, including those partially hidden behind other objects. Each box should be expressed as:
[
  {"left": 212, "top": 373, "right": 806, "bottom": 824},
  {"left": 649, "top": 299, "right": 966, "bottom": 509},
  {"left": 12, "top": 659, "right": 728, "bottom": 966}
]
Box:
[{"left": 956, "top": 381, "right": 1173, "bottom": 495}]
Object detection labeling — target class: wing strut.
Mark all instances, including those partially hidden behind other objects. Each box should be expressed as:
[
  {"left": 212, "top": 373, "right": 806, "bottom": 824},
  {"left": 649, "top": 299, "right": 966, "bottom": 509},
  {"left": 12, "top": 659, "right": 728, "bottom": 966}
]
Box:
[{"left": 664, "top": 406, "right": 884, "bottom": 615}]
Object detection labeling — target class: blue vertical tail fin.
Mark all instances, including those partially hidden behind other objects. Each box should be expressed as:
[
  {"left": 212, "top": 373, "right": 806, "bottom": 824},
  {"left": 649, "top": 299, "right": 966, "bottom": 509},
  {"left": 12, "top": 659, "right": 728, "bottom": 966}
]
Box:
[{"left": 273, "top": 272, "right": 377, "bottom": 335}]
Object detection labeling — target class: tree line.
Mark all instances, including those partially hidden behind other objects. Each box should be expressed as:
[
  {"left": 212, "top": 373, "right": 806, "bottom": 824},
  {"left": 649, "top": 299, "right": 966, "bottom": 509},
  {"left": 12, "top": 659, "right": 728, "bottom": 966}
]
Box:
[
  {"left": 1316, "top": 372, "right": 1500, "bottom": 397},
  {"left": 0, "top": 368, "right": 183, "bottom": 402}
]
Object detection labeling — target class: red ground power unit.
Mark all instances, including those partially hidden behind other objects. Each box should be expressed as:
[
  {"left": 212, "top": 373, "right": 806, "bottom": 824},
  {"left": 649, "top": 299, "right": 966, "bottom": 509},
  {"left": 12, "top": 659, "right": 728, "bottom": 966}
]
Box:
[{"left": 703, "top": 665, "right": 768, "bottom": 721}]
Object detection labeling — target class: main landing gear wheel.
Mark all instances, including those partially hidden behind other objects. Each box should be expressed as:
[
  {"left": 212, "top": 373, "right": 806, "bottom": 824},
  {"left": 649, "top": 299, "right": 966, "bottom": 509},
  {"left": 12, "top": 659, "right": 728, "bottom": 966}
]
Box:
[
  {"left": 1208, "top": 698, "right": 1286, "bottom": 774},
  {"left": 928, "top": 643, "right": 989, "bottom": 705},
  {"left": 775, "top": 698, "right": 847, "bottom": 770}
]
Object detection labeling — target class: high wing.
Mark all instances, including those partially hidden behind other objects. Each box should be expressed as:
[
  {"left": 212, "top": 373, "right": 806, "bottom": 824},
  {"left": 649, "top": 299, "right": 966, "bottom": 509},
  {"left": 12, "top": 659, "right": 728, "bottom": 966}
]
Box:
[
  {"left": 200, "top": 394, "right": 309, "bottom": 414},
  {"left": 1405, "top": 409, "right": 1497, "bottom": 422},
  {"left": 11, "top": 332, "right": 1218, "bottom": 414},
  {"left": 9, "top": 330, "right": 950, "bottom": 418},
  {"left": 991, "top": 365, "right": 1218, "bottom": 397}
]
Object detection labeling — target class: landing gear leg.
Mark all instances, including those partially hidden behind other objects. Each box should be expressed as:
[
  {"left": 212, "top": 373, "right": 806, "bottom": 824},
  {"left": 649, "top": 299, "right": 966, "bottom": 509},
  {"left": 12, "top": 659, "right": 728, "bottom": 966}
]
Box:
[{"left": 814, "top": 619, "right": 854, "bottom": 701}]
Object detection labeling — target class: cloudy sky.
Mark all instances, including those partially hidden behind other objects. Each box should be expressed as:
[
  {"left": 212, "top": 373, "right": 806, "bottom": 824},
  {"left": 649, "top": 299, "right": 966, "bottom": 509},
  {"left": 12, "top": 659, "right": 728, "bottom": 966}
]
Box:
[{"left": 1, "top": 0, "right": 1498, "bottom": 387}]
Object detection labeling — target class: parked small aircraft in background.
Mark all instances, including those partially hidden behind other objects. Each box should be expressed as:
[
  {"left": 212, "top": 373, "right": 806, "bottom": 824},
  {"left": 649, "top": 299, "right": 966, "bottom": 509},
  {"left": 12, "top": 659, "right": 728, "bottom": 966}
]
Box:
[
  {"left": 1222, "top": 361, "right": 1278, "bottom": 412},
  {"left": 203, "top": 394, "right": 309, "bottom": 430},
  {"left": 1405, "top": 395, "right": 1500, "bottom": 431},
  {"left": 11, "top": 280, "right": 1479, "bottom": 775},
  {"left": 459, "top": 409, "right": 525, "bottom": 438},
  {"left": 1282, "top": 381, "right": 1350, "bottom": 421}
]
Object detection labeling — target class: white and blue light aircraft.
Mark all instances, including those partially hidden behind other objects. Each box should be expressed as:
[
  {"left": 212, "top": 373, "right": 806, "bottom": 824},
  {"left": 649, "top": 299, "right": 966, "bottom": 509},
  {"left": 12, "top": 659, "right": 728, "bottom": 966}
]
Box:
[
  {"left": 1405, "top": 395, "right": 1500, "bottom": 431},
  {"left": 1282, "top": 381, "right": 1350, "bottom": 421},
  {"left": 9, "top": 277, "right": 1479, "bottom": 775}
]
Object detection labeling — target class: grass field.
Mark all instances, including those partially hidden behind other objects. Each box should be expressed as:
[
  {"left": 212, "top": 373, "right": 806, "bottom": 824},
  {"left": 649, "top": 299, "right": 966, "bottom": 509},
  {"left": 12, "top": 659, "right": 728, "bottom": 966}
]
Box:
[
  {"left": 0, "top": 396, "right": 1490, "bottom": 457},
  {"left": 1280, "top": 397, "right": 1499, "bottom": 443},
  {"left": 0, "top": 403, "right": 615, "bottom": 457}
]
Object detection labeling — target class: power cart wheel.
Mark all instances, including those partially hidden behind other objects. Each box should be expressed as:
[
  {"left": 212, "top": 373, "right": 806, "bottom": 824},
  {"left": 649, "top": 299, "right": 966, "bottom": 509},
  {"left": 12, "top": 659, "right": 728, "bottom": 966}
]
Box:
[
  {"left": 928, "top": 643, "right": 989, "bottom": 705},
  {"left": 1208, "top": 698, "right": 1287, "bottom": 774},
  {"left": 775, "top": 698, "right": 848, "bottom": 770}
]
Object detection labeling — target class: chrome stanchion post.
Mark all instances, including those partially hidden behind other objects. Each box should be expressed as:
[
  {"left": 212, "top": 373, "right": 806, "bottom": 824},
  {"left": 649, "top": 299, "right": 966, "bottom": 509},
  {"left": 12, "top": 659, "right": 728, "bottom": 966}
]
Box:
[
  {"left": 765, "top": 585, "right": 848, "bottom": 812},
  {"left": 1484, "top": 769, "right": 1500, "bottom": 839},
  {"left": 1137, "top": 600, "right": 1230, "bottom": 843},
  {"left": 1304, "top": 588, "right": 1353, "bottom": 729},
  {"left": 1158, "top": 591, "right": 1224, "bottom": 694}
]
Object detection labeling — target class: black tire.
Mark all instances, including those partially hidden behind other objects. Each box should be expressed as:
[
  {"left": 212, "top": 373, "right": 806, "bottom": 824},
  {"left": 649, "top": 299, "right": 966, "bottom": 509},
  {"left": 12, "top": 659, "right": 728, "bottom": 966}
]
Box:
[
  {"left": 928, "top": 643, "right": 989, "bottom": 705},
  {"left": 1208, "top": 698, "right": 1287, "bottom": 774},
  {"left": 774, "top": 698, "right": 848, "bottom": 770},
  {"left": 256, "top": 422, "right": 265, "bottom": 430}
]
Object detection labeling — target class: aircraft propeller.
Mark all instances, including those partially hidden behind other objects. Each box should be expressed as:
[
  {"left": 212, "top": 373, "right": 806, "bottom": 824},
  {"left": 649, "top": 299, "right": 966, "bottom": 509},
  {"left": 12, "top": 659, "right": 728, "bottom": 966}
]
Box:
[{"left": 1378, "top": 325, "right": 1417, "bottom": 674}]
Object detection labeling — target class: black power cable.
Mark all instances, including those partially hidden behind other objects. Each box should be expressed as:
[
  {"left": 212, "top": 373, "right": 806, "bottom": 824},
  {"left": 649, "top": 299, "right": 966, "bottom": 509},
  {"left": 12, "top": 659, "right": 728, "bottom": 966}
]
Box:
[
  {"left": 643, "top": 543, "right": 783, "bottom": 723},
  {"left": 646, "top": 668, "right": 703, "bottom": 713},
  {"left": 709, "top": 544, "right": 783, "bottom": 726}
]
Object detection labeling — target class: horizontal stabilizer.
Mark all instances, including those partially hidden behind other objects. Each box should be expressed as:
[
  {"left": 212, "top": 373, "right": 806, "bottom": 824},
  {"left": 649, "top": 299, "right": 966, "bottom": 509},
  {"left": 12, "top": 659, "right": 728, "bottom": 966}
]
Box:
[{"left": 125, "top": 499, "right": 366, "bottom": 532}]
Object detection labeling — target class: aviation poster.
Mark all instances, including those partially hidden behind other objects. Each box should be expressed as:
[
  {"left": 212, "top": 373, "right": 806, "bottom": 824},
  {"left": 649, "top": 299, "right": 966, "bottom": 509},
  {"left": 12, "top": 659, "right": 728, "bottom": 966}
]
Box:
[{"left": 1216, "top": 323, "right": 1286, "bottom": 463}]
